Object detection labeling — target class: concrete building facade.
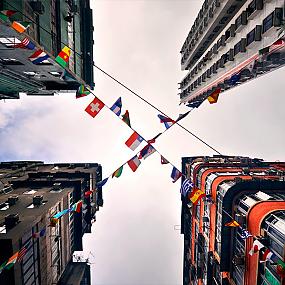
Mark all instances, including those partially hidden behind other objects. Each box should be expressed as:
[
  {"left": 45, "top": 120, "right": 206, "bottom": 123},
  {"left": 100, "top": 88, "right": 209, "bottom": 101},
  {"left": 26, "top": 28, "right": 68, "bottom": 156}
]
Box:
[
  {"left": 0, "top": 0, "right": 94, "bottom": 99},
  {"left": 179, "top": 0, "right": 285, "bottom": 107},
  {"left": 181, "top": 155, "right": 285, "bottom": 285},
  {"left": 0, "top": 161, "right": 102, "bottom": 285}
]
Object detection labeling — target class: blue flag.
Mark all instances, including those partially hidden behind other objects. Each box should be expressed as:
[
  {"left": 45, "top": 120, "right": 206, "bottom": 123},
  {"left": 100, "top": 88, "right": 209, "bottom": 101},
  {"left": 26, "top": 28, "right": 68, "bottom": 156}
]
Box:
[
  {"left": 110, "top": 97, "right": 122, "bottom": 116},
  {"left": 97, "top": 177, "right": 109, "bottom": 188},
  {"left": 180, "top": 179, "right": 193, "bottom": 197},
  {"left": 171, "top": 167, "right": 182, "bottom": 183}
]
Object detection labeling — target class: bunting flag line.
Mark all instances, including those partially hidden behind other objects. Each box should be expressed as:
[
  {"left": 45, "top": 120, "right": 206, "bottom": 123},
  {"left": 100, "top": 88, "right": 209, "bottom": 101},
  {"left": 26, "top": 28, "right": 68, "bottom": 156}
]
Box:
[
  {"left": 96, "top": 177, "right": 109, "bottom": 188},
  {"left": 0, "top": 12, "right": 9, "bottom": 23},
  {"left": 76, "top": 84, "right": 90, "bottom": 98},
  {"left": 29, "top": 49, "right": 49, "bottom": 64},
  {"left": 32, "top": 227, "right": 46, "bottom": 238},
  {"left": 127, "top": 155, "right": 141, "bottom": 172},
  {"left": 11, "top": 21, "right": 30, "bottom": 33},
  {"left": 72, "top": 201, "right": 83, "bottom": 213},
  {"left": 84, "top": 190, "right": 93, "bottom": 197},
  {"left": 277, "top": 260, "right": 285, "bottom": 277},
  {"left": 5, "top": 252, "right": 18, "bottom": 270},
  {"left": 171, "top": 167, "right": 182, "bottom": 183},
  {"left": 229, "top": 73, "right": 241, "bottom": 86},
  {"left": 207, "top": 88, "right": 221, "bottom": 104},
  {"left": 122, "top": 110, "right": 131, "bottom": 127},
  {"left": 50, "top": 217, "right": 59, "bottom": 227},
  {"left": 61, "top": 70, "right": 76, "bottom": 81},
  {"left": 161, "top": 156, "right": 169, "bottom": 165},
  {"left": 17, "top": 241, "right": 31, "bottom": 263},
  {"left": 225, "top": 220, "right": 240, "bottom": 227},
  {"left": 85, "top": 97, "right": 105, "bottom": 118},
  {"left": 138, "top": 144, "right": 156, "bottom": 160},
  {"left": 55, "top": 46, "right": 71, "bottom": 68},
  {"left": 112, "top": 165, "right": 123, "bottom": 178},
  {"left": 180, "top": 179, "right": 193, "bottom": 197},
  {"left": 14, "top": 37, "right": 35, "bottom": 50},
  {"left": 0, "top": 261, "right": 7, "bottom": 274},
  {"left": 260, "top": 249, "right": 275, "bottom": 263},
  {"left": 249, "top": 240, "right": 265, "bottom": 256},
  {"left": 240, "top": 228, "right": 252, "bottom": 239},
  {"left": 125, "top": 131, "right": 144, "bottom": 151},
  {"left": 110, "top": 97, "right": 122, "bottom": 116},
  {"left": 0, "top": 10, "right": 17, "bottom": 17},
  {"left": 158, "top": 114, "right": 175, "bottom": 129},
  {"left": 53, "top": 208, "right": 72, "bottom": 219},
  {"left": 188, "top": 188, "right": 205, "bottom": 205},
  {"left": 176, "top": 110, "right": 191, "bottom": 123}
]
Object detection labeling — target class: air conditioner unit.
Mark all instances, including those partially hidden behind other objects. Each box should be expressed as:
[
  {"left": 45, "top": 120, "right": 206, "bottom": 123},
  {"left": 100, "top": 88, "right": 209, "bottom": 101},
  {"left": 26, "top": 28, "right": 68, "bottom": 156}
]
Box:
[
  {"left": 5, "top": 214, "right": 19, "bottom": 228},
  {"left": 29, "top": 1, "right": 45, "bottom": 15},
  {"left": 33, "top": 195, "right": 43, "bottom": 206},
  {"left": 8, "top": 195, "right": 18, "bottom": 206}
]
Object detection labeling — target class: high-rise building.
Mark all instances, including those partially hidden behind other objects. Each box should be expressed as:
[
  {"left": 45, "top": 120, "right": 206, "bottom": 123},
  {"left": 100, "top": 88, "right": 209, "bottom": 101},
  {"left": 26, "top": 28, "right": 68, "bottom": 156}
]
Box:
[
  {"left": 0, "top": 0, "right": 94, "bottom": 99},
  {"left": 179, "top": 0, "right": 285, "bottom": 107},
  {"left": 181, "top": 155, "right": 285, "bottom": 285},
  {"left": 0, "top": 161, "right": 103, "bottom": 285}
]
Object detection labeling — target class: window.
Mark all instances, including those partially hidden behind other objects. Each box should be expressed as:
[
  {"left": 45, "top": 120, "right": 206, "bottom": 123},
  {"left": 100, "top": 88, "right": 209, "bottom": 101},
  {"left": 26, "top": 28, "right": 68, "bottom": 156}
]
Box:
[
  {"left": 263, "top": 12, "right": 274, "bottom": 33},
  {"left": 234, "top": 41, "right": 241, "bottom": 55},
  {"left": 247, "top": 0, "right": 256, "bottom": 17},
  {"left": 235, "top": 15, "right": 242, "bottom": 30},
  {"left": 246, "top": 29, "right": 255, "bottom": 46}
]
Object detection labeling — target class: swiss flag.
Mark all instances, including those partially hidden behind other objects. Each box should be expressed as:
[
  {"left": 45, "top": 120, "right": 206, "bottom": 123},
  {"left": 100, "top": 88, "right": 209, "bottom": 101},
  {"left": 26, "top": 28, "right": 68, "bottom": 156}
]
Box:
[{"left": 85, "top": 97, "right": 105, "bottom": 118}]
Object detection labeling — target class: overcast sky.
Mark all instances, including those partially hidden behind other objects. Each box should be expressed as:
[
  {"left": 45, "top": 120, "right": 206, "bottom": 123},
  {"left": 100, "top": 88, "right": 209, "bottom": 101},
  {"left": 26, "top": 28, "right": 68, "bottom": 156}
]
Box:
[{"left": 1, "top": 1, "right": 285, "bottom": 285}]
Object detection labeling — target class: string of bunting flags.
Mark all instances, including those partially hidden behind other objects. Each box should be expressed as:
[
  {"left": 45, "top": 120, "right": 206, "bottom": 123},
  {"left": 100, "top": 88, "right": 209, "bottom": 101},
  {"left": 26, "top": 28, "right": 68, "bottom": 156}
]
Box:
[
  {"left": 223, "top": 209, "right": 285, "bottom": 276},
  {"left": 0, "top": 200, "right": 84, "bottom": 274}
]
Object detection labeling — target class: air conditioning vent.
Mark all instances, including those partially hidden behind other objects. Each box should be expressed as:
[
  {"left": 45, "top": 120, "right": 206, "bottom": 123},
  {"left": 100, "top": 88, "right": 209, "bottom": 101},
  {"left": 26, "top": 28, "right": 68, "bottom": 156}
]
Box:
[
  {"left": 8, "top": 195, "right": 18, "bottom": 206},
  {"left": 29, "top": 1, "right": 45, "bottom": 15},
  {"left": 33, "top": 195, "right": 43, "bottom": 206},
  {"left": 5, "top": 214, "right": 19, "bottom": 228}
]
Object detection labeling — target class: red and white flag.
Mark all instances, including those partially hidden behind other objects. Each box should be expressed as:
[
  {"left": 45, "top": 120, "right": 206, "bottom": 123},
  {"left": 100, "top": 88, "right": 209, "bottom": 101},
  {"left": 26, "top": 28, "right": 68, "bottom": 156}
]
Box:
[
  {"left": 249, "top": 240, "right": 264, "bottom": 256},
  {"left": 260, "top": 249, "right": 274, "bottom": 263},
  {"left": 85, "top": 97, "right": 105, "bottom": 118},
  {"left": 161, "top": 156, "right": 169, "bottom": 165},
  {"left": 125, "top": 132, "right": 143, "bottom": 151},
  {"left": 127, "top": 155, "right": 141, "bottom": 172}
]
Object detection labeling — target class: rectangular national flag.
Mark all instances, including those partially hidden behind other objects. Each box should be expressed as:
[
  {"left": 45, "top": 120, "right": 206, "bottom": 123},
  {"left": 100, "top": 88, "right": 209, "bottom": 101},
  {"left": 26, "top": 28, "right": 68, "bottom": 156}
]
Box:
[
  {"left": 240, "top": 228, "right": 252, "bottom": 239},
  {"left": 29, "top": 49, "right": 49, "bottom": 64},
  {"left": 207, "top": 88, "right": 221, "bottom": 104},
  {"left": 11, "top": 21, "right": 30, "bottom": 33},
  {"left": 161, "top": 156, "right": 169, "bottom": 164},
  {"left": 125, "top": 132, "right": 144, "bottom": 151},
  {"left": 171, "top": 167, "right": 182, "bottom": 183},
  {"left": 110, "top": 97, "right": 122, "bottom": 116},
  {"left": 96, "top": 177, "right": 109, "bottom": 188},
  {"left": 127, "top": 155, "right": 141, "bottom": 172},
  {"left": 122, "top": 110, "right": 131, "bottom": 127},
  {"left": 158, "top": 114, "right": 175, "bottom": 129},
  {"left": 14, "top": 37, "right": 35, "bottom": 50},
  {"left": 138, "top": 144, "right": 156, "bottom": 160},
  {"left": 55, "top": 46, "right": 71, "bottom": 67},
  {"left": 180, "top": 179, "right": 193, "bottom": 197},
  {"left": 17, "top": 241, "right": 31, "bottom": 263},
  {"left": 188, "top": 188, "right": 205, "bottom": 204},
  {"left": 5, "top": 252, "right": 19, "bottom": 270},
  {"left": 112, "top": 165, "right": 123, "bottom": 178},
  {"left": 260, "top": 249, "right": 275, "bottom": 263},
  {"left": 1, "top": 10, "right": 17, "bottom": 17},
  {"left": 225, "top": 220, "right": 240, "bottom": 227},
  {"left": 249, "top": 240, "right": 264, "bottom": 256},
  {"left": 85, "top": 97, "right": 105, "bottom": 118},
  {"left": 76, "top": 84, "right": 90, "bottom": 98},
  {"left": 53, "top": 208, "right": 71, "bottom": 219},
  {"left": 73, "top": 201, "right": 83, "bottom": 213}
]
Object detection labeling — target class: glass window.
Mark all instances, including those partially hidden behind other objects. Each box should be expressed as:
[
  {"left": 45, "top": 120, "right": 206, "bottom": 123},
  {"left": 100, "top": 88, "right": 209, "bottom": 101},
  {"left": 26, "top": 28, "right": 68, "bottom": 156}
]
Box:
[
  {"left": 247, "top": 29, "right": 255, "bottom": 46},
  {"left": 263, "top": 12, "right": 273, "bottom": 33}
]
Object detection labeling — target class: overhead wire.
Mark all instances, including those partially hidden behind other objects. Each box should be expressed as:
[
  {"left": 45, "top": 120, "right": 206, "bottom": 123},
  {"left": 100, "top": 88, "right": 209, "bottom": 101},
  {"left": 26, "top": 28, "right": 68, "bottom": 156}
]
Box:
[{"left": 2, "top": 0, "right": 223, "bottom": 155}]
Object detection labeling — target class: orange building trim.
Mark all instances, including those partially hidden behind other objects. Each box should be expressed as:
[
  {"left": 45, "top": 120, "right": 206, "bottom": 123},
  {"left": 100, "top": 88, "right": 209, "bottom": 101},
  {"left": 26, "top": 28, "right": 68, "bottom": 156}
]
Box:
[{"left": 245, "top": 201, "right": 285, "bottom": 285}]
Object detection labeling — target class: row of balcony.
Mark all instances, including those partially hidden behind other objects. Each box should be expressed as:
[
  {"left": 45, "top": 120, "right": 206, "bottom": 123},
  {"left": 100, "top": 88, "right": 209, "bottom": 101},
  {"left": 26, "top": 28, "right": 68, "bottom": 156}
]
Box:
[
  {"left": 181, "top": 0, "right": 272, "bottom": 70},
  {"left": 179, "top": 7, "right": 283, "bottom": 102}
]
